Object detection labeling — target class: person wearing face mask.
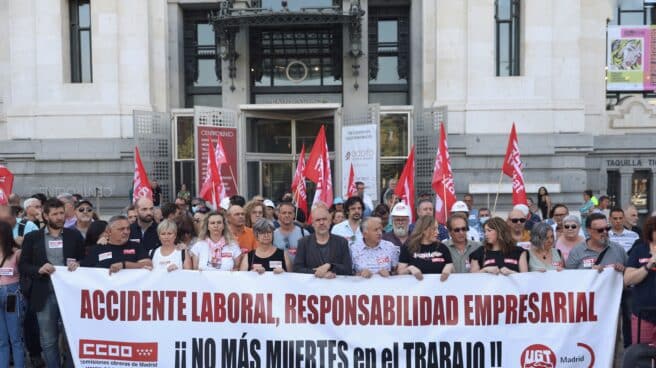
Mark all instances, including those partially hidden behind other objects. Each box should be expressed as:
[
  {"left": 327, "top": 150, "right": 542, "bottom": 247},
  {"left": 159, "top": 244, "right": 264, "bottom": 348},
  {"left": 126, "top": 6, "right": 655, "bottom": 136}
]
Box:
[
  {"left": 444, "top": 213, "right": 481, "bottom": 273},
  {"left": 477, "top": 207, "right": 491, "bottom": 240},
  {"left": 383, "top": 203, "right": 411, "bottom": 247}
]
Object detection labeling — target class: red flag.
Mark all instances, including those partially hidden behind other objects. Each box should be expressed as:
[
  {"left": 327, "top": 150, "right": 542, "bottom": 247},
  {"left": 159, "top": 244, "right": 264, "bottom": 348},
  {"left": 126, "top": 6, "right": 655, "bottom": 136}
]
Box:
[
  {"left": 215, "top": 135, "right": 228, "bottom": 166},
  {"left": 0, "top": 166, "right": 15, "bottom": 205},
  {"left": 431, "top": 123, "right": 456, "bottom": 224},
  {"left": 346, "top": 163, "right": 357, "bottom": 198},
  {"left": 304, "top": 125, "right": 333, "bottom": 208},
  {"left": 502, "top": 123, "right": 528, "bottom": 206},
  {"left": 133, "top": 147, "right": 153, "bottom": 204},
  {"left": 200, "top": 137, "right": 226, "bottom": 209},
  {"left": 394, "top": 146, "right": 416, "bottom": 223},
  {"left": 291, "top": 145, "right": 308, "bottom": 217}
]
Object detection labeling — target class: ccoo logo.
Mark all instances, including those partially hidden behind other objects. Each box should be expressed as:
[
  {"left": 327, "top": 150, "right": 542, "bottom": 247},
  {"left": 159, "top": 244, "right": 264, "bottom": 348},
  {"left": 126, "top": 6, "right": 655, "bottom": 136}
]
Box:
[
  {"left": 520, "top": 344, "right": 557, "bottom": 368},
  {"left": 79, "top": 339, "right": 158, "bottom": 362}
]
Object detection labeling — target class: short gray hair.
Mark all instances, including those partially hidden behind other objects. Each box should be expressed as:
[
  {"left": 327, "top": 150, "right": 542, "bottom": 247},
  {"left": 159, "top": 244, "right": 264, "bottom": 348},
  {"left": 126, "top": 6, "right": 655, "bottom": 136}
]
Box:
[
  {"left": 157, "top": 219, "right": 177, "bottom": 235},
  {"left": 562, "top": 214, "right": 581, "bottom": 227},
  {"left": 252, "top": 218, "right": 275, "bottom": 235},
  {"left": 107, "top": 215, "right": 129, "bottom": 228},
  {"left": 57, "top": 193, "right": 74, "bottom": 204},
  {"left": 530, "top": 222, "right": 554, "bottom": 248},
  {"left": 23, "top": 198, "right": 40, "bottom": 209},
  {"left": 360, "top": 216, "right": 381, "bottom": 233}
]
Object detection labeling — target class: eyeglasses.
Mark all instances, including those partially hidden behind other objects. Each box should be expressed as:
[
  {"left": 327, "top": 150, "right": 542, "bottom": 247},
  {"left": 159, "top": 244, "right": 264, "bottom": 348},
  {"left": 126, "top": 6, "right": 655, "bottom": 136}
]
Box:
[
  {"left": 77, "top": 208, "right": 93, "bottom": 213},
  {"left": 257, "top": 231, "right": 273, "bottom": 236},
  {"left": 510, "top": 218, "right": 526, "bottom": 224},
  {"left": 591, "top": 226, "right": 611, "bottom": 234},
  {"left": 451, "top": 227, "right": 468, "bottom": 233},
  {"left": 563, "top": 224, "right": 578, "bottom": 230}
]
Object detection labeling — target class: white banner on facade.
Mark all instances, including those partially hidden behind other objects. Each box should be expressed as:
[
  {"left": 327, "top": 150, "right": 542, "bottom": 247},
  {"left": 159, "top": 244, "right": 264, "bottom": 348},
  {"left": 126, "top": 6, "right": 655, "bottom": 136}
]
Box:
[
  {"left": 52, "top": 268, "right": 621, "bottom": 368},
  {"left": 341, "top": 124, "right": 378, "bottom": 201}
]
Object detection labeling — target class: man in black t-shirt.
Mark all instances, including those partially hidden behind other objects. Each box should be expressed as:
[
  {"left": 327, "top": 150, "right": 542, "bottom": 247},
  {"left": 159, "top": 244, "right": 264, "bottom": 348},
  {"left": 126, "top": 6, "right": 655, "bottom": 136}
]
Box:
[{"left": 82, "top": 215, "right": 152, "bottom": 273}]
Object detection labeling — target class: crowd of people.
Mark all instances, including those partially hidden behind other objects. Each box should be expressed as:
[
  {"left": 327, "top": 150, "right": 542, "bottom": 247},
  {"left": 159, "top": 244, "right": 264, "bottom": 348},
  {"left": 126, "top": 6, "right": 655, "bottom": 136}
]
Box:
[{"left": 0, "top": 184, "right": 654, "bottom": 367}]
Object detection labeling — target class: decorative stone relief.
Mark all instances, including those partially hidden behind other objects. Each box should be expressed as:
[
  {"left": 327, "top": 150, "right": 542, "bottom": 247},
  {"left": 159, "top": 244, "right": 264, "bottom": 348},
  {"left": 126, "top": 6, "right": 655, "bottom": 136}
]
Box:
[{"left": 608, "top": 95, "right": 656, "bottom": 128}]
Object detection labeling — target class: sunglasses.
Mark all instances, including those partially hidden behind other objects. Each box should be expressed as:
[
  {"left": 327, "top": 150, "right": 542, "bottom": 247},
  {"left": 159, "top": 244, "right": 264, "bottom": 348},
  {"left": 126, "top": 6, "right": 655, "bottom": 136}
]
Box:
[
  {"left": 451, "top": 227, "right": 468, "bottom": 233},
  {"left": 591, "top": 226, "right": 611, "bottom": 234},
  {"left": 510, "top": 218, "right": 526, "bottom": 224},
  {"left": 563, "top": 224, "right": 578, "bottom": 230},
  {"left": 77, "top": 207, "right": 93, "bottom": 213}
]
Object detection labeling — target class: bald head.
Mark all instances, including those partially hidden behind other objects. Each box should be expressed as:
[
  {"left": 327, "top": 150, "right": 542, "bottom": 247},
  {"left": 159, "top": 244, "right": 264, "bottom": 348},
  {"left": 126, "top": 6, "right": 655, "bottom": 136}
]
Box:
[{"left": 135, "top": 197, "right": 154, "bottom": 225}]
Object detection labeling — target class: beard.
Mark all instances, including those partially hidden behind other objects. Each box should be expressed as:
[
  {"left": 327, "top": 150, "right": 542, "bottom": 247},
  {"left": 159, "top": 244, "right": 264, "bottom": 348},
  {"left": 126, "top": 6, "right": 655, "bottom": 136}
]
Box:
[{"left": 393, "top": 226, "right": 408, "bottom": 238}]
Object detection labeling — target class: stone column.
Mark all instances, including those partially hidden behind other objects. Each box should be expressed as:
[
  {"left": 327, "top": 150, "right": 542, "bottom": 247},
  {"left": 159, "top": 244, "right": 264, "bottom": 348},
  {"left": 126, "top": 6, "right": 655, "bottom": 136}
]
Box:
[{"left": 620, "top": 168, "right": 633, "bottom": 210}]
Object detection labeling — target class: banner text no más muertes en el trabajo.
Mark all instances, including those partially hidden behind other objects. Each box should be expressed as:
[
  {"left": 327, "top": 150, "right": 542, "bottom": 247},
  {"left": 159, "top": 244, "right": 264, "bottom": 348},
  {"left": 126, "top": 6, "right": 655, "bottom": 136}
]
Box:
[{"left": 51, "top": 267, "right": 622, "bottom": 368}]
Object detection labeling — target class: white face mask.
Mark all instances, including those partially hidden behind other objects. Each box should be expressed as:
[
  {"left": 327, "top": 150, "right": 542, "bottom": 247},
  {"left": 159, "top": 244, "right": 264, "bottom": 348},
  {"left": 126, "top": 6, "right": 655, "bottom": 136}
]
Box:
[{"left": 479, "top": 216, "right": 490, "bottom": 225}]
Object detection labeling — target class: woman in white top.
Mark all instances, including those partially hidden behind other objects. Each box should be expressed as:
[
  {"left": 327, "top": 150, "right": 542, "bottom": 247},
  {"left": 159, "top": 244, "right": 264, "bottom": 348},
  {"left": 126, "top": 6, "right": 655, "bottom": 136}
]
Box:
[
  {"left": 192, "top": 212, "right": 242, "bottom": 271},
  {"left": 151, "top": 220, "right": 192, "bottom": 272}
]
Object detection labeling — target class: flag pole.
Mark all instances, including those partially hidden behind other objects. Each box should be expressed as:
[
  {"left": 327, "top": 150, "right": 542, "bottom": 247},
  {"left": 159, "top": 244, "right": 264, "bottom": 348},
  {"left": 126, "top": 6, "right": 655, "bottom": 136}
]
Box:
[
  {"left": 492, "top": 170, "right": 504, "bottom": 216},
  {"left": 226, "top": 165, "right": 239, "bottom": 195}
]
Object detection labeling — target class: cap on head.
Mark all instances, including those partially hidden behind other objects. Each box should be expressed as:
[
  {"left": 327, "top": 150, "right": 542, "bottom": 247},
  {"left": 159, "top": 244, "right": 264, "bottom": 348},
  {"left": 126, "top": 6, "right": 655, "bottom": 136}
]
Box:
[
  {"left": 391, "top": 203, "right": 411, "bottom": 217},
  {"left": 263, "top": 199, "right": 275, "bottom": 208},
  {"left": 450, "top": 201, "right": 469, "bottom": 213},
  {"left": 333, "top": 197, "right": 344, "bottom": 205},
  {"left": 75, "top": 199, "right": 94, "bottom": 209}
]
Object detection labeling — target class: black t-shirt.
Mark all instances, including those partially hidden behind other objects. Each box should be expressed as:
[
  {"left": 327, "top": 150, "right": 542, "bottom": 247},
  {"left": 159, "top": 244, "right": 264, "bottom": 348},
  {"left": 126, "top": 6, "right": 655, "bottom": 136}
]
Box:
[
  {"left": 469, "top": 246, "right": 526, "bottom": 273},
  {"left": 81, "top": 242, "right": 149, "bottom": 268},
  {"left": 129, "top": 222, "right": 160, "bottom": 257},
  {"left": 247, "top": 248, "right": 287, "bottom": 272},
  {"left": 399, "top": 242, "right": 453, "bottom": 274},
  {"left": 627, "top": 240, "right": 656, "bottom": 323}
]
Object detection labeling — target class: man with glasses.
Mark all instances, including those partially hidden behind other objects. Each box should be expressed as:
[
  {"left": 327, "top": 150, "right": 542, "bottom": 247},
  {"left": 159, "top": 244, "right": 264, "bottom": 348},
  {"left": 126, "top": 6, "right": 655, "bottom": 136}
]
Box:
[
  {"left": 507, "top": 208, "right": 531, "bottom": 247},
  {"left": 450, "top": 201, "right": 481, "bottom": 242},
  {"left": 608, "top": 207, "right": 639, "bottom": 254},
  {"left": 69, "top": 199, "right": 95, "bottom": 239},
  {"left": 444, "top": 213, "right": 481, "bottom": 273},
  {"left": 565, "top": 213, "right": 626, "bottom": 271},
  {"left": 273, "top": 202, "right": 307, "bottom": 262}
]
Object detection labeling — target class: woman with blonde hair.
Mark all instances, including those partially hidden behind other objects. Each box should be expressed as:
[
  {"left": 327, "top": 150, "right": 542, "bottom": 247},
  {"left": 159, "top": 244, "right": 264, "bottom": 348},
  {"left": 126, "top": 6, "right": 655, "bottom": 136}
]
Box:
[
  {"left": 191, "top": 212, "right": 242, "bottom": 271},
  {"left": 397, "top": 215, "right": 454, "bottom": 281},
  {"left": 152, "top": 220, "right": 193, "bottom": 272},
  {"left": 470, "top": 217, "right": 528, "bottom": 274}
]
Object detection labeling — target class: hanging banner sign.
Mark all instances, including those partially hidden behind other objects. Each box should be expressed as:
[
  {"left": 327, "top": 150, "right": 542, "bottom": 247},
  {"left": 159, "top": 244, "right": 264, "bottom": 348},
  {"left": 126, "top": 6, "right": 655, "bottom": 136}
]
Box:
[
  {"left": 195, "top": 125, "right": 238, "bottom": 197},
  {"left": 607, "top": 25, "right": 656, "bottom": 91},
  {"left": 341, "top": 124, "right": 378, "bottom": 201},
  {"left": 52, "top": 268, "right": 621, "bottom": 368}
]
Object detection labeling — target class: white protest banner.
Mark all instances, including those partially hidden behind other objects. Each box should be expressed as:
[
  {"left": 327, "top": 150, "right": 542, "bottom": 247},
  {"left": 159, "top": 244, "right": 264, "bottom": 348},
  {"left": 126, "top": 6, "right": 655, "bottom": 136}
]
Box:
[
  {"left": 52, "top": 267, "right": 621, "bottom": 368},
  {"left": 341, "top": 124, "right": 378, "bottom": 201}
]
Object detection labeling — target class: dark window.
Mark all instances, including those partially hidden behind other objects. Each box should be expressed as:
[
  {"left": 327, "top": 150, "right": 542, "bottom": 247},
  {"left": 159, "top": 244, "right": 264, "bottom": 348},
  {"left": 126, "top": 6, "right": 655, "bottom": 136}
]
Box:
[
  {"left": 183, "top": 10, "right": 222, "bottom": 108},
  {"left": 259, "top": 0, "right": 341, "bottom": 11},
  {"left": 368, "top": 6, "right": 410, "bottom": 105},
  {"left": 495, "top": 0, "right": 520, "bottom": 76},
  {"left": 610, "top": 0, "right": 656, "bottom": 25},
  {"left": 249, "top": 26, "right": 343, "bottom": 98},
  {"left": 70, "top": 0, "right": 92, "bottom": 83}
]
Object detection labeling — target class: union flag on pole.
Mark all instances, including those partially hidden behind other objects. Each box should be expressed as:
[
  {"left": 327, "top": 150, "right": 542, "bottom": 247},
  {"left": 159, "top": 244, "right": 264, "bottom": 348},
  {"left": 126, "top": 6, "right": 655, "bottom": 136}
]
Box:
[
  {"left": 200, "top": 136, "right": 226, "bottom": 209},
  {"left": 394, "top": 146, "right": 416, "bottom": 223},
  {"left": 291, "top": 144, "right": 308, "bottom": 217},
  {"left": 431, "top": 123, "right": 456, "bottom": 224},
  {"left": 133, "top": 147, "right": 153, "bottom": 204},
  {"left": 502, "top": 123, "right": 528, "bottom": 206},
  {"left": 0, "top": 165, "right": 14, "bottom": 205},
  {"left": 346, "top": 163, "right": 357, "bottom": 198},
  {"left": 304, "top": 125, "right": 333, "bottom": 208}
]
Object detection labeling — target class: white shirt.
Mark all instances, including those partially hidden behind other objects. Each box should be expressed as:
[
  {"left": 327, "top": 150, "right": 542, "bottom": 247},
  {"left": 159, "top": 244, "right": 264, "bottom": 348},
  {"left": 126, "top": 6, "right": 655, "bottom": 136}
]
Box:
[
  {"left": 192, "top": 239, "right": 242, "bottom": 271},
  {"left": 331, "top": 220, "right": 363, "bottom": 246},
  {"left": 151, "top": 247, "right": 184, "bottom": 271},
  {"left": 609, "top": 228, "right": 640, "bottom": 253}
]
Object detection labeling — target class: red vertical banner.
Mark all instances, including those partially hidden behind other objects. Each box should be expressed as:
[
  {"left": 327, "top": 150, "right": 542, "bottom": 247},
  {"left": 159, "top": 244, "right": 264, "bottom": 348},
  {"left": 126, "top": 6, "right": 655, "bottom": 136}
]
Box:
[
  {"left": 196, "top": 126, "right": 238, "bottom": 197},
  {"left": 502, "top": 123, "right": 528, "bottom": 206}
]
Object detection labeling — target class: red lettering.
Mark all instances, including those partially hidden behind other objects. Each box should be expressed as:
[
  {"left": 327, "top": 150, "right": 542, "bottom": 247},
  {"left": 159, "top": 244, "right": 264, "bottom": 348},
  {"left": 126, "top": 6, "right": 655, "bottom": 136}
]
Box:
[
  {"left": 553, "top": 292, "right": 566, "bottom": 322},
  {"left": 464, "top": 295, "right": 474, "bottom": 325},
  {"left": 284, "top": 293, "right": 296, "bottom": 324},
  {"left": 505, "top": 295, "right": 517, "bottom": 324},
  {"left": 80, "top": 290, "right": 92, "bottom": 319},
  {"left": 589, "top": 292, "right": 598, "bottom": 321}
]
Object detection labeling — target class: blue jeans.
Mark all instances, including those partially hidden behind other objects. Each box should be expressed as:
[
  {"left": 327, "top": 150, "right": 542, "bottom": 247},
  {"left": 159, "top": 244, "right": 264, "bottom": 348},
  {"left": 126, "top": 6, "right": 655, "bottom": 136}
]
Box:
[
  {"left": 0, "top": 282, "right": 25, "bottom": 368},
  {"left": 36, "top": 293, "right": 72, "bottom": 368}
]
